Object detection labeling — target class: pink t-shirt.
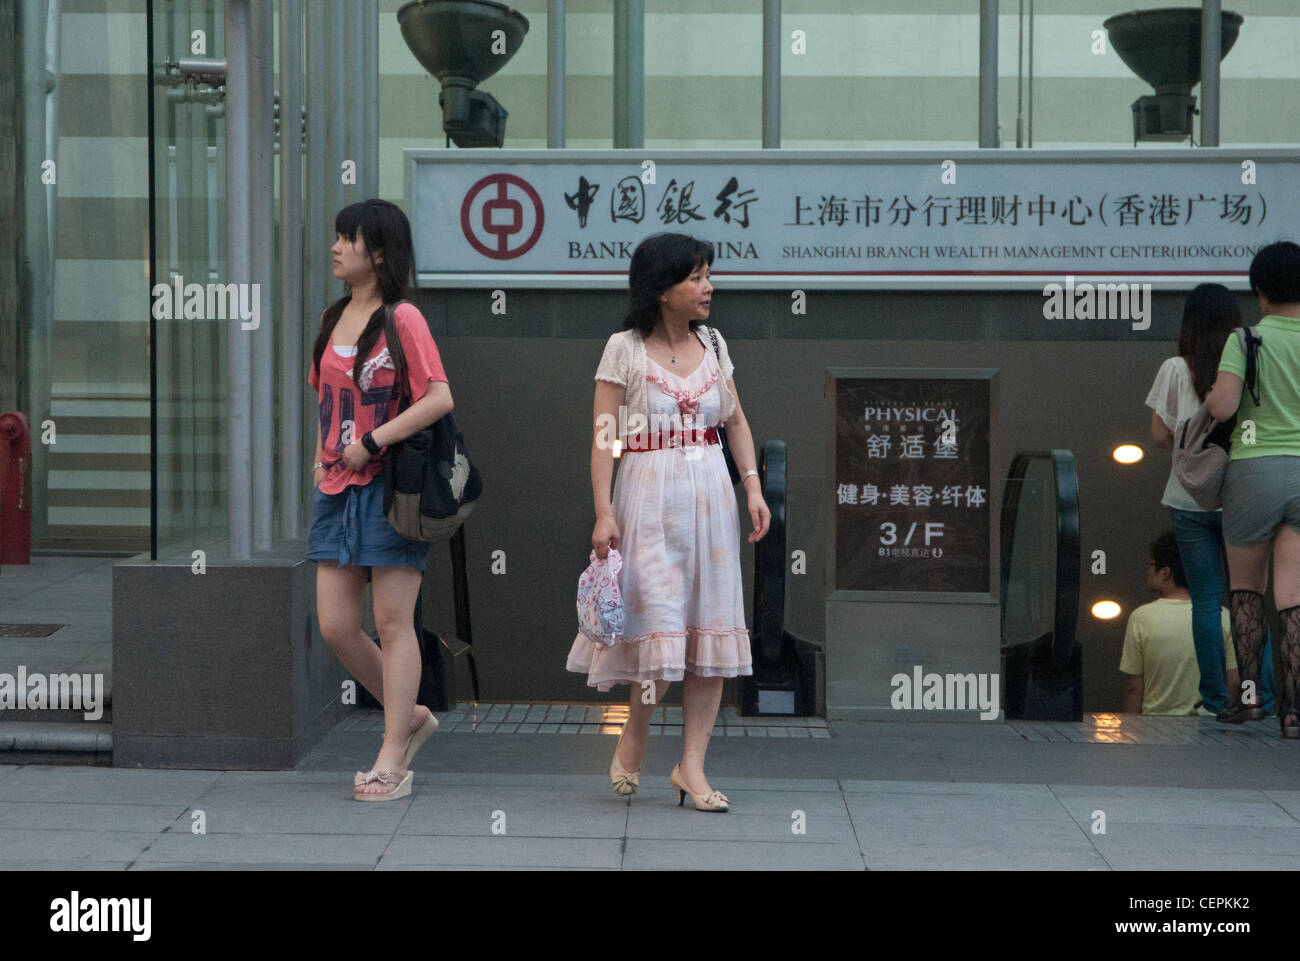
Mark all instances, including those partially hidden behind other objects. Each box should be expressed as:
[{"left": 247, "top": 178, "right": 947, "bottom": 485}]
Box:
[{"left": 309, "top": 302, "right": 448, "bottom": 495}]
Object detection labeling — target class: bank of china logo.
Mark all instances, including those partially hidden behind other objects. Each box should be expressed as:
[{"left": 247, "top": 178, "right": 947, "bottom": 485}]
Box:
[{"left": 460, "top": 173, "right": 545, "bottom": 260}]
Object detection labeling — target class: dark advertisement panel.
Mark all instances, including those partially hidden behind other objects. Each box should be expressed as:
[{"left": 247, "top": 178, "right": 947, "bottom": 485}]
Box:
[{"left": 833, "top": 373, "right": 991, "bottom": 592}]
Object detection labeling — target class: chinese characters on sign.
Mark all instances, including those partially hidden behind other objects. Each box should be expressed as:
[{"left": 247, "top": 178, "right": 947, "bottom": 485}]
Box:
[
  {"left": 407, "top": 151, "right": 1300, "bottom": 284},
  {"left": 832, "top": 374, "right": 992, "bottom": 592}
]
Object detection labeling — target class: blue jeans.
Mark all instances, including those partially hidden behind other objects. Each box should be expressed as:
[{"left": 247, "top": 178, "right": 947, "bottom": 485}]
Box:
[{"left": 1169, "top": 508, "right": 1275, "bottom": 713}]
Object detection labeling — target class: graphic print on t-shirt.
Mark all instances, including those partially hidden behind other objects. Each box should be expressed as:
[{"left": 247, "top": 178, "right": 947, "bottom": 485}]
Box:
[{"left": 310, "top": 303, "right": 450, "bottom": 495}]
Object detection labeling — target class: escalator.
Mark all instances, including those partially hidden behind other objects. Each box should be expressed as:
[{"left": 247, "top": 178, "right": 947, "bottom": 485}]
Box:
[{"left": 1000, "top": 450, "right": 1084, "bottom": 721}]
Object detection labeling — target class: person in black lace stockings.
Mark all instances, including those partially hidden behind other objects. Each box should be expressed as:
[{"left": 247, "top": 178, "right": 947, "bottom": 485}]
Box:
[{"left": 1206, "top": 242, "right": 1300, "bottom": 738}]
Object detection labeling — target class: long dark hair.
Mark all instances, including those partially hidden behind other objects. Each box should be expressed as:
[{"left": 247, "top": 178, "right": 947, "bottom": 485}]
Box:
[
  {"left": 1178, "top": 283, "right": 1241, "bottom": 401},
  {"left": 623, "top": 232, "right": 714, "bottom": 336},
  {"left": 311, "top": 199, "right": 416, "bottom": 389}
]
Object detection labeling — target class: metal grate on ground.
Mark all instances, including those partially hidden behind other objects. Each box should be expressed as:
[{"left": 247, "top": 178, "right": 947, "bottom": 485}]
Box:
[
  {"left": 1009, "top": 712, "right": 1299, "bottom": 748},
  {"left": 340, "top": 703, "right": 832, "bottom": 737}
]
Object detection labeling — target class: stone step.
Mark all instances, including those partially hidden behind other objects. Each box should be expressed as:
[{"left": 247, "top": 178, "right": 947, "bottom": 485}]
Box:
[
  {"left": 0, "top": 720, "right": 113, "bottom": 765},
  {"left": 0, "top": 706, "right": 112, "bottom": 724}
]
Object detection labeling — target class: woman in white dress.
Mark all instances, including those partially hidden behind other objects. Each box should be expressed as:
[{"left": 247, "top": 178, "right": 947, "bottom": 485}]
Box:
[{"left": 567, "top": 233, "right": 770, "bottom": 811}]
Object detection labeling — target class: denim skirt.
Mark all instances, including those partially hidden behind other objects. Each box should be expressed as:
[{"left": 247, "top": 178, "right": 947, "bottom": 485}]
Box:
[{"left": 307, "top": 479, "right": 431, "bottom": 572}]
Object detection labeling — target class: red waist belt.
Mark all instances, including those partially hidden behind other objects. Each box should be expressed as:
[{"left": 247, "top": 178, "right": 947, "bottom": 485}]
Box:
[{"left": 623, "top": 426, "right": 721, "bottom": 452}]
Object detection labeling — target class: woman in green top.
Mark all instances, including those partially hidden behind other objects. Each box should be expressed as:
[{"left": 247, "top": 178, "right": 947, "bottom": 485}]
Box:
[{"left": 1206, "top": 241, "right": 1300, "bottom": 738}]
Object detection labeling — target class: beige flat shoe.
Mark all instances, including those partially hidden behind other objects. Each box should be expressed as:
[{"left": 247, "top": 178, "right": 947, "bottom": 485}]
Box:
[
  {"left": 670, "top": 763, "right": 728, "bottom": 812},
  {"left": 353, "top": 769, "right": 413, "bottom": 802}
]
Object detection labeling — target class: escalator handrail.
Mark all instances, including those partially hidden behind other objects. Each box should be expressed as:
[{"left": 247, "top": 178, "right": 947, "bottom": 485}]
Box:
[
  {"left": 752, "top": 439, "right": 787, "bottom": 667},
  {"left": 1000, "top": 449, "right": 1081, "bottom": 669}
]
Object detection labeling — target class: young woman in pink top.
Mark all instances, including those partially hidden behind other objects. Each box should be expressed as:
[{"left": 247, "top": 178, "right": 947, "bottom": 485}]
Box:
[{"left": 307, "top": 199, "right": 453, "bottom": 798}]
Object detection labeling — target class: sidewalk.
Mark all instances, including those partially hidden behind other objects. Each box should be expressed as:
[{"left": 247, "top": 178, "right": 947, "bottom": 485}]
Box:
[
  {"left": 2, "top": 707, "right": 1298, "bottom": 870},
  {"left": 4, "top": 554, "right": 1299, "bottom": 871}
]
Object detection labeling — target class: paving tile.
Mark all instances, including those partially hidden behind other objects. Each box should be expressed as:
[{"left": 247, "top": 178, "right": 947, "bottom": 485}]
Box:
[
  {"left": 845, "top": 791, "right": 1069, "bottom": 822},
  {"left": 841, "top": 780, "right": 1057, "bottom": 797},
  {"left": 180, "top": 790, "right": 408, "bottom": 835},
  {"left": 129, "top": 862, "right": 371, "bottom": 871},
  {"left": 714, "top": 777, "right": 842, "bottom": 792},
  {"left": 380, "top": 836, "right": 623, "bottom": 868},
  {"left": 864, "top": 843, "right": 1109, "bottom": 871},
  {"left": 628, "top": 809, "right": 857, "bottom": 844},
  {"left": 622, "top": 838, "right": 863, "bottom": 870},
  {"left": 135, "top": 832, "right": 391, "bottom": 865},
  {"left": 0, "top": 829, "right": 156, "bottom": 863},
  {"left": 0, "top": 767, "right": 222, "bottom": 806},
  {"left": 1085, "top": 822, "right": 1300, "bottom": 856},
  {"left": 3, "top": 861, "right": 132, "bottom": 871},
  {"left": 375, "top": 863, "right": 617, "bottom": 871},
  {"left": 1092, "top": 845, "right": 1300, "bottom": 871},
  {"left": 396, "top": 773, "right": 615, "bottom": 788},
  {"left": 646, "top": 789, "right": 846, "bottom": 816},
  {"left": 398, "top": 802, "right": 627, "bottom": 838},
  {"left": 849, "top": 809, "right": 1088, "bottom": 852},
  {"left": 0, "top": 801, "right": 184, "bottom": 834},
  {"left": 1050, "top": 784, "right": 1271, "bottom": 802},
  {"left": 1055, "top": 795, "right": 1294, "bottom": 828}
]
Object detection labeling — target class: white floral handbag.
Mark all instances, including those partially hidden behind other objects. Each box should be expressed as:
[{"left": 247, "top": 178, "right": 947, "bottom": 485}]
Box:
[{"left": 576, "top": 548, "right": 625, "bottom": 646}]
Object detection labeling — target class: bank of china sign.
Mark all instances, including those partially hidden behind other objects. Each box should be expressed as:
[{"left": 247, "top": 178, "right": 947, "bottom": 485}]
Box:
[{"left": 405, "top": 148, "right": 1297, "bottom": 290}]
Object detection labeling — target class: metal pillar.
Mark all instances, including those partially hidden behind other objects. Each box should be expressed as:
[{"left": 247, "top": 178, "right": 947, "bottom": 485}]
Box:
[
  {"left": 348, "top": 0, "right": 363, "bottom": 201},
  {"left": 304, "top": 0, "right": 328, "bottom": 535},
  {"left": 279, "top": 0, "right": 304, "bottom": 539},
  {"left": 20, "top": 0, "right": 53, "bottom": 538},
  {"left": 250, "top": 0, "right": 275, "bottom": 550},
  {"left": 1200, "top": 0, "right": 1221, "bottom": 146},
  {"left": 762, "top": 0, "right": 780, "bottom": 148},
  {"left": 548, "top": 0, "right": 565, "bottom": 147},
  {"left": 305, "top": 0, "right": 327, "bottom": 317},
  {"left": 1027, "top": 0, "right": 1034, "bottom": 147},
  {"left": 978, "top": 0, "right": 998, "bottom": 147},
  {"left": 363, "top": 0, "right": 379, "bottom": 197},
  {"left": 326, "top": 0, "right": 346, "bottom": 302},
  {"left": 225, "top": 0, "right": 253, "bottom": 558},
  {"left": 613, "top": 0, "right": 643, "bottom": 148}
]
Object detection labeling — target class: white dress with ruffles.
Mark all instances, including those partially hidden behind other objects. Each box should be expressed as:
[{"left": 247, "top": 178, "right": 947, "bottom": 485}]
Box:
[{"left": 567, "top": 348, "right": 753, "bottom": 691}]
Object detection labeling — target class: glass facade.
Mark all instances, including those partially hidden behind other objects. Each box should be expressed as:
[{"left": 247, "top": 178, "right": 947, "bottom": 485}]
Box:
[
  {"left": 149, "top": 0, "right": 228, "bottom": 560},
  {"left": 6, "top": 0, "right": 1296, "bottom": 565}
]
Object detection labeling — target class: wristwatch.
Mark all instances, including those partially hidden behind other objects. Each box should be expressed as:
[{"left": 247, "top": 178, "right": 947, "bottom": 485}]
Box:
[{"left": 361, "top": 431, "right": 381, "bottom": 455}]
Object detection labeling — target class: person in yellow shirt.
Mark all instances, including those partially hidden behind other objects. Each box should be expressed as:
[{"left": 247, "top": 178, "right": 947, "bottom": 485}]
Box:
[{"left": 1121, "top": 532, "right": 1239, "bottom": 715}]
